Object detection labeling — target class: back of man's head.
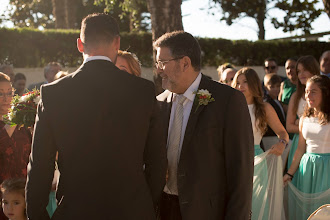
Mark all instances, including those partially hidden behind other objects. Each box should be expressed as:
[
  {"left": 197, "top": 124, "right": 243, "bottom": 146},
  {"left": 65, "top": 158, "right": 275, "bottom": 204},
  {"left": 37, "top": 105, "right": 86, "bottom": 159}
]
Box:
[
  {"left": 80, "top": 13, "right": 119, "bottom": 53},
  {"left": 153, "top": 31, "right": 201, "bottom": 72}
]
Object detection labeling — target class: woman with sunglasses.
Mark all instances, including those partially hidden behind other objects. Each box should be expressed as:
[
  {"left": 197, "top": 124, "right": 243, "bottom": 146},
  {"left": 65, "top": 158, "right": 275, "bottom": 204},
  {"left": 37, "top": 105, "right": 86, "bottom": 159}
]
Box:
[
  {"left": 286, "top": 56, "right": 320, "bottom": 171},
  {"left": 0, "top": 72, "right": 31, "bottom": 220}
]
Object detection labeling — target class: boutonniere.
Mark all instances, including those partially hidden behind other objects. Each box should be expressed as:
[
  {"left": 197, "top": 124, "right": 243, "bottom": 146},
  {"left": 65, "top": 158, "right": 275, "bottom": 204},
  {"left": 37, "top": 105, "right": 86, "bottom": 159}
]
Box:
[{"left": 193, "top": 89, "right": 215, "bottom": 112}]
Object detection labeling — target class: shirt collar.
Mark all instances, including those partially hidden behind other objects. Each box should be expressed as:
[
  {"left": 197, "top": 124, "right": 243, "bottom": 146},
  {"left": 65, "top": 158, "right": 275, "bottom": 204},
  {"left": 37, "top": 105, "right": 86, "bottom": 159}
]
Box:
[
  {"left": 170, "top": 73, "right": 202, "bottom": 103},
  {"left": 83, "top": 56, "right": 112, "bottom": 64}
]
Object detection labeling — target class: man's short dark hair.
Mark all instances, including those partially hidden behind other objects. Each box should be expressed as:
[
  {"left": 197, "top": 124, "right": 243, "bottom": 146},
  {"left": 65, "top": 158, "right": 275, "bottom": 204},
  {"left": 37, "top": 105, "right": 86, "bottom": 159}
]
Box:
[
  {"left": 14, "top": 73, "right": 26, "bottom": 82},
  {"left": 80, "top": 13, "right": 119, "bottom": 50},
  {"left": 153, "top": 31, "right": 201, "bottom": 72},
  {"left": 264, "top": 57, "right": 278, "bottom": 66}
]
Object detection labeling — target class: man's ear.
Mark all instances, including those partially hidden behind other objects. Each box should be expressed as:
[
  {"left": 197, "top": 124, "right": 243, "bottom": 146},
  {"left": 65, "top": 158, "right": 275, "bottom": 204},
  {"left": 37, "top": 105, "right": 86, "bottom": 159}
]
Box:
[
  {"left": 77, "top": 38, "right": 84, "bottom": 53},
  {"left": 182, "top": 56, "right": 191, "bottom": 72},
  {"left": 112, "top": 36, "right": 120, "bottom": 51}
]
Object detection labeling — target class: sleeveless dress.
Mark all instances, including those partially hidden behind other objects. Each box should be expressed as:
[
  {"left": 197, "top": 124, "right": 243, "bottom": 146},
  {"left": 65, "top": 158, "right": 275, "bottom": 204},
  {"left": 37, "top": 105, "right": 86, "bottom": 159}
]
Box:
[
  {"left": 249, "top": 104, "right": 269, "bottom": 220},
  {"left": 287, "top": 97, "right": 306, "bottom": 169},
  {"left": 289, "top": 117, "right": 330, "bottom": 219},
  {"left": 281, "top": 79, "right": 296, "bottom": 105}
]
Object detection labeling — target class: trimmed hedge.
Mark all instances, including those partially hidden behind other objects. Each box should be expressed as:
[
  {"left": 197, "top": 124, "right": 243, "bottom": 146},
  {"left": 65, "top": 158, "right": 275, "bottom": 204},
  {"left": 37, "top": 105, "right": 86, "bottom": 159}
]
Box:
[{"left": 0, "top": 27, "right": 329, "bottom": 68}]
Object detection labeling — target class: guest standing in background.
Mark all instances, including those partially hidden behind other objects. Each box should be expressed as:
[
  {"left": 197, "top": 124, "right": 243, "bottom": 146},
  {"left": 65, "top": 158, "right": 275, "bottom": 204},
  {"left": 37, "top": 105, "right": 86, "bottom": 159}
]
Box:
[
  {"left": 279, "top": 58, "right": 298, "bottom": 113},
  {"left": 320, "top": 50, "right": 330, "bottom": 77},
  {"left": 286, "top": 55, "right": 320, "bottom": 170},
  {"left": 27, "top": 62, "right": 62, "bottom": 90},
  {"left": 13, "top": 73, "right": 27, "bottom": 96},
  {"left": 0, "top": 72, "right": 31, "bottom": 220}
]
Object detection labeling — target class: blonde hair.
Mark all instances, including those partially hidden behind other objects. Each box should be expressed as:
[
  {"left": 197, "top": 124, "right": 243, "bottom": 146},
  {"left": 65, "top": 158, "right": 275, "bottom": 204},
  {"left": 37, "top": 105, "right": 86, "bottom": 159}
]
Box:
[
  {"left": 117, "top": 50, "right": 141, "bottom": 77},
  {"left": 54, "top": 71, "right": 69, "bottom": 80},
  {"left": 0, "top": 72, "right": 11, "bottom": 82}
]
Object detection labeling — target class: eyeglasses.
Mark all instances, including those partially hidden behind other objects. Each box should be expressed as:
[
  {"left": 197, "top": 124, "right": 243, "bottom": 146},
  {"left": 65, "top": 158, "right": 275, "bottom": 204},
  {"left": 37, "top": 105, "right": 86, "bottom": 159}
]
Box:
[
  {"left": 155, "top": 57, "right": 184, "bottom": 70},
  {"left": 0, "top": 91, "right": 14, "bottom": 98},
  {"left": 265, "top": 66, "right": 276, "bottom": 70}
]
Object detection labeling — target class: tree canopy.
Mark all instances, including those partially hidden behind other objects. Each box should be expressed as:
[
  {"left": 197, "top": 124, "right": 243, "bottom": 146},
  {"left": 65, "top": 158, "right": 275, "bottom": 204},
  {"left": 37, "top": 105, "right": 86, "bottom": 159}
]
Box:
[{"left": 211, "top": 0, "right": 324, "bottom": 40}]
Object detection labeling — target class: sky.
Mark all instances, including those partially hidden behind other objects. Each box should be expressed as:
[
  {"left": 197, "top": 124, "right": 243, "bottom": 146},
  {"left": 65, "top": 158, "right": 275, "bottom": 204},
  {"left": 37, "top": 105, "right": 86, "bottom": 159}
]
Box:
[{"left": 1, "top": 0, "right": 330, "bottom": 41}]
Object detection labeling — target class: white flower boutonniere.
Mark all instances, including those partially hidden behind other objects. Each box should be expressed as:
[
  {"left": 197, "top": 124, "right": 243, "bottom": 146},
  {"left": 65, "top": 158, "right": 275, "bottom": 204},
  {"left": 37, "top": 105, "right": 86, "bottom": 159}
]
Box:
[{"left": 193, "top": 89, "right": 215, "bottom": 112}]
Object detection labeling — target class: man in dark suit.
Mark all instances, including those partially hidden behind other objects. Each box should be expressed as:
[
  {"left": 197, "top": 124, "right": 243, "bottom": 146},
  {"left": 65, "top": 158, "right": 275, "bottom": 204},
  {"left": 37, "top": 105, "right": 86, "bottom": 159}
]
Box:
[
  {"left": 155, "top": 31, "right": 254, "bottom": 220},
  {"left": 26, "top": 13, "right": 167, "bottom": 220}
]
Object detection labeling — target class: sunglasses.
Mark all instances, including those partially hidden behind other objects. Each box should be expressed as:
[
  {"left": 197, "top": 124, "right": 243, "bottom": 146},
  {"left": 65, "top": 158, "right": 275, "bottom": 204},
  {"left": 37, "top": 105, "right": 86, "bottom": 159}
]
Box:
[{"left": 265, "top": 66, "right": 276, "bottom": 70}]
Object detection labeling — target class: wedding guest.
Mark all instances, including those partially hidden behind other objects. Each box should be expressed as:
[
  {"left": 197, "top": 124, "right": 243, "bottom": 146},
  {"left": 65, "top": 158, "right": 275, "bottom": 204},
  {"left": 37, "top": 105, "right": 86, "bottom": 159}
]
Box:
[
  {"left": 27, "top": 62, "right": 62, "bottom": 90},
  {"left": 232, "top": 67, "right": 289, "bottom": 220},
  {"left": 116, "top": 50, "right": 141, "bottom": 77},
  {"left": 284, "top": 75, "right": 330, "bottom": 219},
  {"left": 0, "top": 65, "right": 14, "bottom": 84},
  {"left": 278, "top": 58, "right": 298, "bottom": 113},
  {"left": 219, "top": 68, "right": 237, "bottom": 86},
  {"left": 155, "top": 31, "right": 254, "bottom": 219},
  {"left": 286, "top": 56, "right": 320, "bottom": 170},
  {"left": 264, "top": 58, "right": 279, "bottom": 75},
  {"left": 26, "top": 13, "right": 166, "bottom": 220},
  {"left": 217, "top": 62, "right": 235, "bottom": 82},
  {"left": 13, "top": 73, "right": 26, "bottom": 96},
  {"left": 54, "top": 71, "right": 69, "bottom": 81},
  {"left": 262, "top": 74, "right": 286, "bottom": 152},
  {"left": 320, "top": 50, "right": 330, "bottom": 77},
  {"left": 1, "top": 178, "right": 27, "bottom": 220},
  {"left": 0, "top": 73, "right": 31, "bottom": 220}
]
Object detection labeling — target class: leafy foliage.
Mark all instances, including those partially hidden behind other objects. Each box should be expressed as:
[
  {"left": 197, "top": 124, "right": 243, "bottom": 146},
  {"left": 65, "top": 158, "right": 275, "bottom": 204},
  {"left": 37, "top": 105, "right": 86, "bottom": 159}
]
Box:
[
  {"left": 211, "top": 0, "right": 324, "bottom": 40},
  {"left": 1, "top": 28, "right": 329, "bottom": 68},
  {"left": 273, "top": 0, "right": 323, "bottom": 34}
]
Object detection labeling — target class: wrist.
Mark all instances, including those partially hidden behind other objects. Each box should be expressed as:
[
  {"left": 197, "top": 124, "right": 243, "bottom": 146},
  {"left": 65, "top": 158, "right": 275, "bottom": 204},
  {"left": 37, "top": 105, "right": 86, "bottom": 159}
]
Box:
[
  {"left": 286, "top": 172, "right": 294, "bottom": 179},
  {"left": 278, "top": 138, "right": 288, "bottom": 148}
]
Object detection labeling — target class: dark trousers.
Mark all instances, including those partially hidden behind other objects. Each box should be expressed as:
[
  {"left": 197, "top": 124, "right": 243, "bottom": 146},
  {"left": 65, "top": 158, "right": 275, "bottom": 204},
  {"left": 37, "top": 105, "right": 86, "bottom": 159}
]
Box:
[{"left": 159, "top": 192, "right": 182, "bottom": 220}]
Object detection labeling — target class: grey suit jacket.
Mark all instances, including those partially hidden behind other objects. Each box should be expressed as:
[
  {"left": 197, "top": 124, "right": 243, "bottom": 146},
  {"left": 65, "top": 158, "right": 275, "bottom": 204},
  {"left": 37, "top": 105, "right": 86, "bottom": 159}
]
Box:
[
  {"left": 26, "top": 60, "right": 167, "bottom": 220},
  {"left": 157, "top": 74, "right": 254, "bottom": 220}
]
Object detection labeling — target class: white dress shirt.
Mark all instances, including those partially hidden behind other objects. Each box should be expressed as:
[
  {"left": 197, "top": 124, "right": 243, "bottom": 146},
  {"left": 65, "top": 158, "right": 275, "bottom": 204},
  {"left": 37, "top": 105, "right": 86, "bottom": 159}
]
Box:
[
  {"left": 167, "top": 73, "right": 202, "bottom": 159},
  {"left": 83, "top": 56, "right": 112, "bottom": 64}
]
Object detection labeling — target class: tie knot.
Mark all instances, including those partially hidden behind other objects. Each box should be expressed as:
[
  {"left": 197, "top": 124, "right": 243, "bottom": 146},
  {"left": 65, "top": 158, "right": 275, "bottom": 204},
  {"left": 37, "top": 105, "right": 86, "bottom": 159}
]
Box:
[{"left": 177, "top": 95, "right": 186, "bottom": 105}]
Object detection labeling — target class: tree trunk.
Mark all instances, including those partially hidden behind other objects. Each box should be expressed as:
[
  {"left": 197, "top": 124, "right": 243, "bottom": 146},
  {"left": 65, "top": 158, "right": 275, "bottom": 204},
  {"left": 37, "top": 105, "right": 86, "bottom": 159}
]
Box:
[
  {"left": 65, "top": 0, "right": 81, "bottom": 29},
  {"left": 52, "top": 0, "right": 67, "bottom": 29},
  {"left": 323, "top": 0, "right": 330, "bottom": 18},
  {"left": 146, "top": 0, "right": 183, "bottom": 95},
  {"left": 256, "top": 1, "right": 266, "bottom": 40}
]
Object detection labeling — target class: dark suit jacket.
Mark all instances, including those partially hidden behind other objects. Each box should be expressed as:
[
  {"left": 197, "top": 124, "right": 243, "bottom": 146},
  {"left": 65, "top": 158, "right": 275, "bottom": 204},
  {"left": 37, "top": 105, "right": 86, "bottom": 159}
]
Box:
[
  {"left": 26, "top": 60, "right": 167, "bottom": 220},
  {"left": 157, "top": 74, "right": 254, "bottom": 220},
  {"left": 263, "top": 94, "right": 286, "bottom": 137}
]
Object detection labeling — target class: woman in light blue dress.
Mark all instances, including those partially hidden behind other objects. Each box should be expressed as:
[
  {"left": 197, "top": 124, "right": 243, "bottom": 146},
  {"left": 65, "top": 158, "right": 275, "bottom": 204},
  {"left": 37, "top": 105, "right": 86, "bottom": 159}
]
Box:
[
  {"left": 284, "top": 75, "right": 330, "bottom": 220},
  {"left": 286, "top": 56, "right": 320, "bottom": 170},
  {"left": 232, "top": 67, "right": 289, "bottom": 220}
]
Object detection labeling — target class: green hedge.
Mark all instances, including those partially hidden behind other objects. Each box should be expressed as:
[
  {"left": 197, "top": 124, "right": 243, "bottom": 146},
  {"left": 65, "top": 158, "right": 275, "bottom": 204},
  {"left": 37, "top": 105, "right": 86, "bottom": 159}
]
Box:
[{"left": 0, "top": 27, "right": 329, "bottom": 68}]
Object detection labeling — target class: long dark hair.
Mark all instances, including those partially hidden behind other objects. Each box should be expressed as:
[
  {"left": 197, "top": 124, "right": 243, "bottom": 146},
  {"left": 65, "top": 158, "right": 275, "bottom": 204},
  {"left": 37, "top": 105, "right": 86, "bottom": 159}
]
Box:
[
  {"left": 232, "top": 67, "right": 267, "bottom": 135},
  {"left": 292, "top": 55, "right": 320, "bottom": 115},
  {"left": 303, "top": 75, "right": 330, "bottom": 125}
]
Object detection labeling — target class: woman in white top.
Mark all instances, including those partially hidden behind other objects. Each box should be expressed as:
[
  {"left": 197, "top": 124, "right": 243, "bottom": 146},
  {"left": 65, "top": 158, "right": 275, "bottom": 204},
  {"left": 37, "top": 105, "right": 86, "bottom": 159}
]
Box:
[
  {"left": 232, "top": 67, "right": 289, "bottom": 220},
  {"left": 286, "top": 55, "right": 320, "bottom": 169},
  {"left": 284, "top": 75, "right": 330, "bottom": 220}
]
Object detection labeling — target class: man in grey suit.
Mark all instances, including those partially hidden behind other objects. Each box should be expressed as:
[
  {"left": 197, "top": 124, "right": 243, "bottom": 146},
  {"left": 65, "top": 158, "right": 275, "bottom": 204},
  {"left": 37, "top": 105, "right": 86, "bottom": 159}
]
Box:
[
  {"left": 26, "top": 13, "right": 167, "bottom": 220},
  {"left": 155, "top": 31, "right": 254, "bottom": 220}
]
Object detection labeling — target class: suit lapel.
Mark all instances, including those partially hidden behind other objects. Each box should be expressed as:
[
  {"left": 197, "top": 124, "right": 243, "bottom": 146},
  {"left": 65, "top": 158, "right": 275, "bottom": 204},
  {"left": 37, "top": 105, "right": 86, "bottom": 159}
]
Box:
[
  {"left": 158, "top": 91, "right": 173, "bottom": 140},
  {"left": 180, "top": 75, "right": 209, "bottom": 160}
]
